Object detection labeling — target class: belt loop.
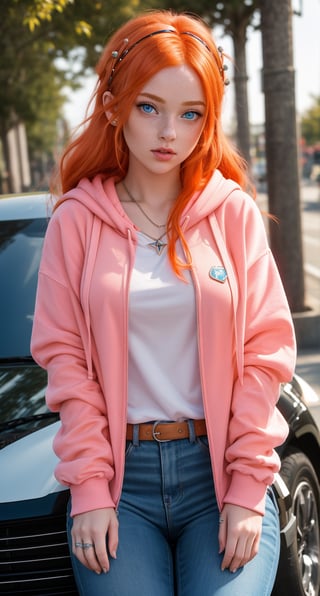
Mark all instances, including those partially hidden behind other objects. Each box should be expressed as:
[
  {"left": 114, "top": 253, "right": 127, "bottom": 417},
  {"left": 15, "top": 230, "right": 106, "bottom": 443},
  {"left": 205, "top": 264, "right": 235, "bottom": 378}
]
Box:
[
  {"left": 132, "top": 424, "right": 140, "bottom": 446},
  {"left": 187, "top": 419, "right": 196, "bottom": 443}
]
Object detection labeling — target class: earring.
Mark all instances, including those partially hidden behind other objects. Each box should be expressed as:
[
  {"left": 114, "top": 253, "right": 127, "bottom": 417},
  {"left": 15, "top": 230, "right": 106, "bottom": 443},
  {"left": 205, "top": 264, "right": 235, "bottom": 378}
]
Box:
[{"left": 111, "top": 119, "right": 118, "bottom": 126}]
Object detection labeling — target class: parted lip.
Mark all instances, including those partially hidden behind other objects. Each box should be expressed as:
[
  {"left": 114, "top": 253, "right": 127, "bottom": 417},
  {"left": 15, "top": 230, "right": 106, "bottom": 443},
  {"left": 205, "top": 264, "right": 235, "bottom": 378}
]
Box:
[{"left": 152, "top": 147, "right": 176, "bottom": 154}]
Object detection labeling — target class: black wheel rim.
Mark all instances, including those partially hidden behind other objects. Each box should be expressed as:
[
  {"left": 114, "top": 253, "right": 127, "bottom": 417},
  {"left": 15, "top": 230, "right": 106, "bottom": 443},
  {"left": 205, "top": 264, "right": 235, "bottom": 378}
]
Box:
[{"left": 293, "top": 479, "right": 320, "bottom": 596}]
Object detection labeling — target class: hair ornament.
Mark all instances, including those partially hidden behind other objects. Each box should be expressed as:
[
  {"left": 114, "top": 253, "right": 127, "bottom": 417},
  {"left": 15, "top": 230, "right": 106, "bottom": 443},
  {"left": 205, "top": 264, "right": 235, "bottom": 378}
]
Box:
[
  {"left": 217, "top": 46, "right": 230, "bottom": 86},
  {"left": 108, "top": 37, "right": 129, "bottom": 87},
  {"left": 180, "top": 31, "right": 211, "bottom": 52},
  {"left": 107, "top": 30, "right": 230, "bottom": 89},
  {"left": 108, "top": 30, "right": 174, "bottom": 89}
]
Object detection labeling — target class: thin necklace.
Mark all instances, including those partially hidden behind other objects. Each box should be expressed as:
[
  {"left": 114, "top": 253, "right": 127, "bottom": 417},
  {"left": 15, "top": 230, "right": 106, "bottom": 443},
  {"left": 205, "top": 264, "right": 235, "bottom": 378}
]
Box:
[
  {"left": 122, "top": 180, "right": 166, "bottom": 229},
  {"left": 139, "top": 230, "right": 167, "bottom": 256}
]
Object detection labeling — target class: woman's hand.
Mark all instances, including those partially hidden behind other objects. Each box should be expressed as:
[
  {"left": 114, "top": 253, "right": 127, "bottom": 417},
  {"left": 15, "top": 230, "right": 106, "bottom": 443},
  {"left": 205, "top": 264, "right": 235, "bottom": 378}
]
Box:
[
  {"left": 218, "top": 504, "right": 262, "bottom": 573},
  {"left": 71, "top": 507, "right": 119, "bottom": 574}
]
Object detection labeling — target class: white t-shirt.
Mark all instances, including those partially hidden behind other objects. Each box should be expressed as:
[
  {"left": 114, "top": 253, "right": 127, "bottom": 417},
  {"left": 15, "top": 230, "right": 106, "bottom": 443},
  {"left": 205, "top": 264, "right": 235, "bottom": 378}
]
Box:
[{"left": 127, "top": 232, "right": 203, "bottom": 423}]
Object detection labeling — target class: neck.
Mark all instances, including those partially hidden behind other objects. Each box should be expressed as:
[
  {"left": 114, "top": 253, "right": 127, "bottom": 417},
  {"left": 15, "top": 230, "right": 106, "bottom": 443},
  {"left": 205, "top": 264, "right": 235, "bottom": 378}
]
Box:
[{"left": 123, "top": 169, "right": 180, "bottom": 209}]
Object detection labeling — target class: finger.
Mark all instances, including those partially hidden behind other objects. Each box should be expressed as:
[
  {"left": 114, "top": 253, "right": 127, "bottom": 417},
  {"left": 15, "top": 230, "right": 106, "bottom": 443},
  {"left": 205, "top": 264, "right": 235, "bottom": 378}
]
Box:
[
  {"left": 73, "top": 539, "right": 98, "bottom": 572},
  {"left": 107, "top": 513, "right": 119, "bottom": 559},
  {"left": 228, "top": 531, "right": 260, "bottom": 572},
  {"left": 221, "top": 535, "right": 237, "bottom": 571},
  {"left": 93, "top": 535, "right": 112, "bottom": 573},
  {"left": 218, "top": 514, "right": 227, "bottom": 554},
  {"left": 228, "top": 537, "right": 246, "bottom": 572},
  {"left": 246, "top": 532, "right": 260, "bottom": 563},
  {"left": 93, "top": 514, "right": 119, "bottom": 571},
  {"left": 221, "top": 547, "right": 236, "bottom": 571},
  {"left": 239, "top": 528, "right": 261, "bottom": 567},
  {"left": 83, "top": 540, "right": 107, "bottom": 574}
]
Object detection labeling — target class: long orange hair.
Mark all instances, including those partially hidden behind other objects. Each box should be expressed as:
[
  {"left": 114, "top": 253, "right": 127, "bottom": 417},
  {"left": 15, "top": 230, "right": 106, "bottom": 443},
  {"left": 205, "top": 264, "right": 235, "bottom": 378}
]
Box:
[{"left": 53, "top": 10, "right": 249, "bottom": 276}]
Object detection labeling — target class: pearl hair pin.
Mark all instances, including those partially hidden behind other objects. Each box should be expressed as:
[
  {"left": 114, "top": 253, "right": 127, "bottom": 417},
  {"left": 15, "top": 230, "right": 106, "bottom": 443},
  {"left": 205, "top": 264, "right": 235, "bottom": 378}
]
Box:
[{"left": 108, "top": 30, "right": 230, "bottom": 89}]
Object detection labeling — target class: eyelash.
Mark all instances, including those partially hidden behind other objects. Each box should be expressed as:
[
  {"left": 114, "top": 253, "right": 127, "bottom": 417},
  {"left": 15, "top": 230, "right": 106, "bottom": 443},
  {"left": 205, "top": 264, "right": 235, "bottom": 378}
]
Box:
[
  {"left": 182, "top": 110, "right": 202, "bottom": 121},
  {"left": 136, "top": 103, "right": 202, "bottom": 120},
  {"left": 137, "top": 103, "right": 156, "bottom": 114}
]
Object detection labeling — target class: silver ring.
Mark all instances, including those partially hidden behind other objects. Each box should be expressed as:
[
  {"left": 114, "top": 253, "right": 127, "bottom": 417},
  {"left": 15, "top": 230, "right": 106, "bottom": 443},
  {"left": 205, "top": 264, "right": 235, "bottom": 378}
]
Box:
[{"left": 75, "top": 542, "right": 94, "bottom": 550}]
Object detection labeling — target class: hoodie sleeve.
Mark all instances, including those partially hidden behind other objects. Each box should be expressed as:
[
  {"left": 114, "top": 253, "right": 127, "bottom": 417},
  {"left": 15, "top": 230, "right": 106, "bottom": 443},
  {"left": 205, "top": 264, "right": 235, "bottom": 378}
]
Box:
[
  {"left": 220, "top": 193, "right": 296, "bottom": 513},
  {"left": 31, "top": 206, "right": 116, "bottom": 515}
]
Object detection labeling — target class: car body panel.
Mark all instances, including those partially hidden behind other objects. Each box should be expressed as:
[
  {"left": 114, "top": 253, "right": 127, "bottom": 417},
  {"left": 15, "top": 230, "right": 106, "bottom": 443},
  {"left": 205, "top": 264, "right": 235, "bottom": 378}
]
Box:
[{"left": 0, "top": 421, "right": 63, "bottom": 503}]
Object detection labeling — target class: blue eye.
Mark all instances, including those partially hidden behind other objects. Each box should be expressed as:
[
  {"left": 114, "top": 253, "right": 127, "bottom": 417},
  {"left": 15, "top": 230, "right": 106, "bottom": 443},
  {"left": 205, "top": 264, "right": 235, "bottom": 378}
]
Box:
[
  {"left": 182, "top": 111, "right": 199, "bottom": 120},
  {"left": 138, "top": 103, "right": 156, "bottom": 114}
]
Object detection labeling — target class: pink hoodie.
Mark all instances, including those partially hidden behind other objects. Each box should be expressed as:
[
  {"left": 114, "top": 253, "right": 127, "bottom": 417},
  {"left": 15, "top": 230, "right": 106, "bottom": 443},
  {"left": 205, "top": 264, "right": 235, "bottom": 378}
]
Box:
[{"left": 31, "top": 170, "right": 296, "bottom": 517}]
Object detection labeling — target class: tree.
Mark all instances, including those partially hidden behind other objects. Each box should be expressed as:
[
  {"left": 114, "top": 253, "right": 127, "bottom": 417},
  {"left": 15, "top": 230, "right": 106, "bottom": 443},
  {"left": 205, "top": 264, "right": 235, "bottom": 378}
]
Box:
[
  {"left": 20, "top": 0, "right": 145, "bottom": 68},
  {"left": 260, "top": 0, "right": 306, "bottom": 312},
  {"left": 0, "top": 0, "right": 143, "bottom": 191},
  {"left": 24, "top": 56, "right": 69, "bottom": 189},
  {"left": 0, "top": 1, "right": 71, "bottom": 190}
]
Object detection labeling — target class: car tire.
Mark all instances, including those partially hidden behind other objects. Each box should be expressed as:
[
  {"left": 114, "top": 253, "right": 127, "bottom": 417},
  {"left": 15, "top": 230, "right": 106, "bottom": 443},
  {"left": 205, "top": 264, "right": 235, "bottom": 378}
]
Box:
[{"left": 272, "top": 449, "right": 320, "bottom": 596}]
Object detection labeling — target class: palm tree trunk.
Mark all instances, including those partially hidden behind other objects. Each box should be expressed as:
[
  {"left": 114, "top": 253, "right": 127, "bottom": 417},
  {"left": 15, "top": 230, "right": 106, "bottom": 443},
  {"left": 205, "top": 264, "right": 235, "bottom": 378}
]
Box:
[
  {"left": 260, "top": 0, "right": 306, "bottom": 312},
  {"left": 232, "top": 21, "right": 251, "bottom": 165}
]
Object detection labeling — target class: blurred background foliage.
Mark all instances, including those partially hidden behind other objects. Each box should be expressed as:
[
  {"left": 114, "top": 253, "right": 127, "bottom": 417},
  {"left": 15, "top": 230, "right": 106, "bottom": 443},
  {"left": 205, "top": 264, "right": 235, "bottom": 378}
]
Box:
[{"left": 0, "top": 0, "right": 143, "bottom": 164}]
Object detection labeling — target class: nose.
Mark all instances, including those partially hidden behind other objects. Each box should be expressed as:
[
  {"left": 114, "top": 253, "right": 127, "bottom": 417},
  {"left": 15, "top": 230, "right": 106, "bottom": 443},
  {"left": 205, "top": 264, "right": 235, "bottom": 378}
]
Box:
[{"left": 159, "top": 116, "right": 176, "bottom": 141}]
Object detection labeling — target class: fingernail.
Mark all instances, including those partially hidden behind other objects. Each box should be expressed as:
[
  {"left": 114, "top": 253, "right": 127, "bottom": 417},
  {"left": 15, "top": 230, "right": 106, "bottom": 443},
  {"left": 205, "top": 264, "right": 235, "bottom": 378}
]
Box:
[
  {"left": 95, "top": 570, "right": 101, "bottom": 575},
  {"left": 102, "top": 568, "right": 108, "bottom": 574},
  {"left": 111, "top": 550, "right": 117, "bottom": 559}
]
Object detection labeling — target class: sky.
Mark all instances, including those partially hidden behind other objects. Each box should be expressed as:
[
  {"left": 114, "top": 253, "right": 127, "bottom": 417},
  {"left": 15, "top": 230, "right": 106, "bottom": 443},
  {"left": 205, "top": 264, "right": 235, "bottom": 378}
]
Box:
[{"left": 63, "top": 0, "right": 320, "bottom": 132}]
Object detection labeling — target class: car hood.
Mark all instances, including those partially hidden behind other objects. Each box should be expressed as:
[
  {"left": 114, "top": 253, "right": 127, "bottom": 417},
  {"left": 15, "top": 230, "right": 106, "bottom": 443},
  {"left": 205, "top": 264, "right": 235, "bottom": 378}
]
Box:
[
  {"left": 0, "top": 362, "right": 58, "bottom": 447},
  {"left": 0, "top": 361, "right": 64, "bottom": 503},
  {"left": 0, "top": 421, "right": 64, "bottom": 503}
]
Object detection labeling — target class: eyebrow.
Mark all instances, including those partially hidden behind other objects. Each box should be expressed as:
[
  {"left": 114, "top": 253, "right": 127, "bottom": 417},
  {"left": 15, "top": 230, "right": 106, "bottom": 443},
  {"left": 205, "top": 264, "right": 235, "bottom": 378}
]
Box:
[{"left": 138, "top": 92, "right": 206, "bottom": 106}]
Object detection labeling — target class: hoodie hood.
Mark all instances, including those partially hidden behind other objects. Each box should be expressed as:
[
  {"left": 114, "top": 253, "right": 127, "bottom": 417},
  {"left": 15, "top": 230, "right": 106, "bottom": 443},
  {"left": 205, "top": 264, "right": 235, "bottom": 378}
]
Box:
[
  {"left": 180, "top": 169, "right": 240, "bottom": 229},
  {"left": 62, "top": 175, "right": 135, "bottom": 237},
  {"left": 58, "top": 170, "right": 241, "bottom": 382},
  {"left": 61, "top": 170, "right": 240, "bottom": 235}
]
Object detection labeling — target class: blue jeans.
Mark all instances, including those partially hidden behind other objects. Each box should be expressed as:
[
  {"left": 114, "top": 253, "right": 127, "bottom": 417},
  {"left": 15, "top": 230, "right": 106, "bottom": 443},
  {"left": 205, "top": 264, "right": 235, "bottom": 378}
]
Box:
[{"left": 67, "top": 421, "right": 280, "bottom": 595}]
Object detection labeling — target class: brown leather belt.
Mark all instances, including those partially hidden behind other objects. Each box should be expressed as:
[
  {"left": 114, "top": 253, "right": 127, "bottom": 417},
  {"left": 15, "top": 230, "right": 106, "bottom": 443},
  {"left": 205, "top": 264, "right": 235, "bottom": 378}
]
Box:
[{"left": 126, "top": 419, "right": 207, "bottom": 442}]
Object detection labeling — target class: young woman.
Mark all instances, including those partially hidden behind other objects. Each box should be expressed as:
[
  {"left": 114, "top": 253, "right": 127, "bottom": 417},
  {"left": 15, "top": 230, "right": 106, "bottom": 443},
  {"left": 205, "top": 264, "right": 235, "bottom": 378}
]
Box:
[{"left": 31, "top": 10, "right": 296, "bottom": 595}]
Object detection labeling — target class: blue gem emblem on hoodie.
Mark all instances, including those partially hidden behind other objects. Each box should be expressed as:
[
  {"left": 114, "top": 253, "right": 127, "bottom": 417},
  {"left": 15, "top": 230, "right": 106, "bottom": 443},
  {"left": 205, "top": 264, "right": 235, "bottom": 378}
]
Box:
[{"left": 209, "top": 266, "right": 228, "bottom": 283}]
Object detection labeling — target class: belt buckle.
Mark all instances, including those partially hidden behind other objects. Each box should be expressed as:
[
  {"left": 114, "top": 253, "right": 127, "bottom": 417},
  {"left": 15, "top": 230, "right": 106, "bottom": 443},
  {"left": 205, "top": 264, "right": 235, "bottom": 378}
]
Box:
[{"left": 152, "top": 420, "right": 169, "bottom": 443}]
